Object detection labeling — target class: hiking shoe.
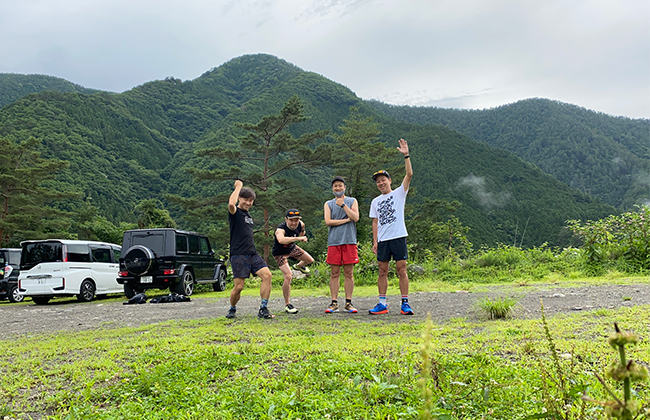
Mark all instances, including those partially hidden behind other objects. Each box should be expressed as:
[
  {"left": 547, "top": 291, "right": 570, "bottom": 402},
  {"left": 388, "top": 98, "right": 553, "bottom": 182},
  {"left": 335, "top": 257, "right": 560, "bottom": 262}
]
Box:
[
  {"left": 225, "top": 308, "right": 236, "bottom": 319},
  {"left": 292, "top": 264, "right": 311, "bottom": 274},
  {"left": 344, "top": 302, "right": 358, "bottom": 313},
  {"left": 325, "top": 302, "right": 339, "bottom": 313},
  {"left": 369, "top": 303, "right": 389, "bottom": 315},
  {"left": 400, "top": 301, "right": 414, "bottom": 315},
  {"left": 285, "top": 303, "right": 299, "bottom": 314},
  {"left": 258, "top": 306, "right": 274, "bottom": 319}
]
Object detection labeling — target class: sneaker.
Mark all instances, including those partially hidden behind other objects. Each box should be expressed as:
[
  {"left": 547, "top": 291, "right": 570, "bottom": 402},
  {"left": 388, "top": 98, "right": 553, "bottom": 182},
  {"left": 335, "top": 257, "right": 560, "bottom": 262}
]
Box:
[
  {"left": 400, "top": 301, "right": 414, "bottom": 315},
  {"left": 325, "top": 302, "right": 339, "bottom": 313},
  {"left": 292, "top": 263, "right": 311, "bottom": 274},
  {"left": 344, "top": 302, "right": 358, "bottom": 313},
  {"left": 225, "top": 307, "right": 236, "bottom": 319},
  {"left": 369, "top": 303, "right": 389, "bottom": 315},
  {"left": 258, "top": 306, "right": 274, "bottom": 319},
  {"left": 285, "top": 303, "right": 299, "bottom": 314}
]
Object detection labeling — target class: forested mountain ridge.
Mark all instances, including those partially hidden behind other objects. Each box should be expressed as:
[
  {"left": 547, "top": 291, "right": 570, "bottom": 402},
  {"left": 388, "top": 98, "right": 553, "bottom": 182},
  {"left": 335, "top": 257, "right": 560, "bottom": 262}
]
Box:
[
  {"left": 0, "top": 54, "right": 618, "bottom": 247},
  {"left": 0, "top": 73, "right": 99, "bottom": 108},
  {"left": 370, "top": 99, "right": 650, "bottom": 209}
]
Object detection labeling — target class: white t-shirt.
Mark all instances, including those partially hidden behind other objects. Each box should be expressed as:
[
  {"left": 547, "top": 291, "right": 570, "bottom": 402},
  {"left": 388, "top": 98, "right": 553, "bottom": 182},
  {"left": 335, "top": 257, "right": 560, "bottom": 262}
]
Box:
[{"left": 369, "top": 184, "right": 408, "bottom": 242}]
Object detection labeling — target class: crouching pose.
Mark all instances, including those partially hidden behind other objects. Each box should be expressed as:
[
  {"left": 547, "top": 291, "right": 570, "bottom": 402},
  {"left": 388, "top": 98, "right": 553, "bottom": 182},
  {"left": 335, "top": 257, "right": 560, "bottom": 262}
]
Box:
[{"left": 272, "top": 209, "right": 314, "bottom": 314}]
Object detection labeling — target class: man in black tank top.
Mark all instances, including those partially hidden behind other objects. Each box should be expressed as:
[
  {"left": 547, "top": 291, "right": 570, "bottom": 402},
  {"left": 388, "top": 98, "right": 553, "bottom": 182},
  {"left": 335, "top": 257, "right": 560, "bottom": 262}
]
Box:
[
  {"left": 225, "top": 180, "right": 274, "bottom": 319},
  {"left": 272, "top": 209, "right": 314, "bottom": 314}
]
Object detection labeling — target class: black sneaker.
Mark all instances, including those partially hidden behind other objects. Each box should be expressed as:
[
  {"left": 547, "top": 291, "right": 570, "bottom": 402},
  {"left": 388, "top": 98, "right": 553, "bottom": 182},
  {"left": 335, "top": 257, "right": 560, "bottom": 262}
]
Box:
[
  {"left": 258, "top": 306, "right": 274, "bottom": 319},
  {"left": 225, "top": 308, "right": 236, "bottom": 319}
]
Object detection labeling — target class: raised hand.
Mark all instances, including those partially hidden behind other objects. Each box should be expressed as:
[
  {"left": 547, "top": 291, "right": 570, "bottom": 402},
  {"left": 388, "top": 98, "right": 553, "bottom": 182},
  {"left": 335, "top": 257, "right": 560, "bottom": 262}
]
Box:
[{"left": 396, "top": 138, "right": 409, "bottom": 156}]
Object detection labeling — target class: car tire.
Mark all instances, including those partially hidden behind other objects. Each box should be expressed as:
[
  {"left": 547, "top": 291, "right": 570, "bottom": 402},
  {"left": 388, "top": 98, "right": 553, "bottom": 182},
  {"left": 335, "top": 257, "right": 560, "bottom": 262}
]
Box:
[
  {"left": 77, "top": 279, "right": 96, "bottom": 302},
  {"left": 123, "top": 283, "right": 141, "bottom": 299},
  {"left": 124, "top": 245, "right": 155, "bottom": 276},
  {"left": 175, "top": 269, "right": 194, "bottom": 296},
  {"left": 32, "top": 296, "right": 51, "bottom": 305},
  {"left": 8, "top": 285, "right": 24, "bottom": 303},
  {"left": 212, "top": 267, "right": 227, "bottom": 292}
]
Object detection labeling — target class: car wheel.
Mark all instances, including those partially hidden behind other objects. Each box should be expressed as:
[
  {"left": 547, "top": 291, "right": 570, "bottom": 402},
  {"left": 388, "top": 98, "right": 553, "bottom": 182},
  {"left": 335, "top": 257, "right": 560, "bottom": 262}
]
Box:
[
  {"left": 8, "top": 285, "right": 24, "bottom": 303},
  {"left": 123, "top": 283, "right": 141, "bottom": 299},
  {"left": 212, "top": 268, "right": 227, "bottom": 292},
  {"left": 175, "top": 270, "right": 194, "bottom": 296},
  {"left": 77, "top": 280, "right": 96, "bottom": 302},
  {"left": 32, "top": 296, "right": 51, "bottom": 305},
  {"left": 124, "top": 245, "right": 155, "bottom": 276}
]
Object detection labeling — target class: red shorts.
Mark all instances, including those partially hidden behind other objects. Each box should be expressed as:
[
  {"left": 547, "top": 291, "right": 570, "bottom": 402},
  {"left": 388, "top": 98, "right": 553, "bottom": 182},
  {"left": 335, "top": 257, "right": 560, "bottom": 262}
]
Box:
[{"left": 326, "top": 244, "right": 359, "bottom": 266}]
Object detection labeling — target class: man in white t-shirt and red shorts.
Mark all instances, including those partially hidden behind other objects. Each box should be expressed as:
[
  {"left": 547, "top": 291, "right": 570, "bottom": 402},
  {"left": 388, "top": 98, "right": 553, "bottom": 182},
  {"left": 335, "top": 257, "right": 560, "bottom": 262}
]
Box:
[{"left": 369, "top": 138, "right": 414, "bottom": 315}]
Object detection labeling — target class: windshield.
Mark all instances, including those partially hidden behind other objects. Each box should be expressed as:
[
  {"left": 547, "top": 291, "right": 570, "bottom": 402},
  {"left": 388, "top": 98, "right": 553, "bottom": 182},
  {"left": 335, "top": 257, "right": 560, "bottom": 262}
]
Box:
[{"left": 21, "top": 242, "right": 63, "bottom": 270}]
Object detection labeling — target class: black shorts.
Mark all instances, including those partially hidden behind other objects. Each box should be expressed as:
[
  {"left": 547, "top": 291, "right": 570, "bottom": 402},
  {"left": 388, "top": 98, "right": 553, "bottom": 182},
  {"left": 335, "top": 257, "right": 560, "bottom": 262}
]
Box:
[
  {"left": 230, "top": 254, "right": 268, "bottom": 279},
  {"left": 377, "top": 237, "right": 408, "bottom": 262}
]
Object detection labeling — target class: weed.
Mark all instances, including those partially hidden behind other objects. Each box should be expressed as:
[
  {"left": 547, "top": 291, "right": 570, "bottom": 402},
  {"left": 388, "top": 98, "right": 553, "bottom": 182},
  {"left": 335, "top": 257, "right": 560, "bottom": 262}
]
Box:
[{"left": 476, "top": 296, "right": 518, "bottom": 319}]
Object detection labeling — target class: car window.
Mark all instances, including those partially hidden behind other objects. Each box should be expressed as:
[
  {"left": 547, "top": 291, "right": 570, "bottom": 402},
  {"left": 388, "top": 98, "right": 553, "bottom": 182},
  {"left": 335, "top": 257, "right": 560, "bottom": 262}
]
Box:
[
  {"left": 111, "top": 247, "right": 121, "bottom": 263},
  {"left": 199, "top": 237, "right": 211, "bottom": 255},
  {"left": 131, "top": 234, "right": 165, "bottom": 256},
  {"left": 0, "top": 252, "right": 5, "bottom": 265},
  {"left": 176, "top": 235, "right": 188, "bottom": 253},
  {"left": 92, "top": 248, "right": 112, "bottom": 263},
  {"left": 22, "top": 242, "right": 63, "bottom": 269},
  {"left": 67, "top": 244, "right": 91, "bottom": 262},
  {"left": 189, "top": 235, "right": 200, "bottom": 254},
  {"left": 9, "top": 251, "right": 21, "bottom": 265}
]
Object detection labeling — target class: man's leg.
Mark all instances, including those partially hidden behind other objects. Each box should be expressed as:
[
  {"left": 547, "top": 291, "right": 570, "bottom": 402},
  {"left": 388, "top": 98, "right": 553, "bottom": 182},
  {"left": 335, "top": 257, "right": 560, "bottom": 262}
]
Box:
[
  {"left": 377, "top": 261, "right": 389, "bottom": 296},
  {"left": 230, "top": 277, "right": 245, "bottom": 307},
  {"left": 279, "top": 263, "right": 293, "bottom": 305},
  {"left": 256, "top": 266, "right": 272, "bottom": 300},
  {"left": 329, "top": 264, "right": 341, "bottom": 301},
  {"left": 395, "top": 259, "right": 409, "bottom": 296},
  {"left": 343, "top": 264, "right": 354, "bottom": 300}
]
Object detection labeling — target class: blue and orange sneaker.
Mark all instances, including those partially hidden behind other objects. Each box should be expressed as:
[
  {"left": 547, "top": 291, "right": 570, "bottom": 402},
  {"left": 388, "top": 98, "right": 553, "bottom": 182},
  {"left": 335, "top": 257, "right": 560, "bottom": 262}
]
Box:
[
  {"left": 368, "top": 302, "right": 389, "bottom": 315},
  {"left": 400, "top": 301, "right": 414, "bottom": 315}
]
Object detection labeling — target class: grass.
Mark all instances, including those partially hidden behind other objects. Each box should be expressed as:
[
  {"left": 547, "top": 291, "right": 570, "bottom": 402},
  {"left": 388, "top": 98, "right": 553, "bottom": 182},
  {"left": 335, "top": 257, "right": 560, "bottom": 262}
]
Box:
[
  {"left": 1, "top": 266, "right": 649, "bottom": 419},
  {"left": 1, "top": 300, "right": 649, "bottom": 418},
  {"left": 475, "top": 296, "right": 518, "bottom": 319}
]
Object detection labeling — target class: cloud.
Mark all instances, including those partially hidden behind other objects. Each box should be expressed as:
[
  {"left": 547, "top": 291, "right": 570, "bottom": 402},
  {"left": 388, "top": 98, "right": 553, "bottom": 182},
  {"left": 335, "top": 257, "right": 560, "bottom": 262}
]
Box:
[{"left": 459, "top": 174, "right": 512, "bottom": 210}]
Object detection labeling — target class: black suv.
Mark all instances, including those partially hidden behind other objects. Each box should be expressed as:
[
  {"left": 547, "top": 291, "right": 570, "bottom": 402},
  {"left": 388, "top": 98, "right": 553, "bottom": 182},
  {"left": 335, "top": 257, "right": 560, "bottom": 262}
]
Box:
[
  {"left": 0, "top": 248, "right": 23, "bottom": 303},
  {"left": 117, "top": 229, "right": 228, "bottom": 298}
]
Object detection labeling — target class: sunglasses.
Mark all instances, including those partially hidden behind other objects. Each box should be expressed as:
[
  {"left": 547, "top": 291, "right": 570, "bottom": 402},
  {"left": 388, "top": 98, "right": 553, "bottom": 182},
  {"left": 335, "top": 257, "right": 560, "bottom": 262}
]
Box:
[{"left": 288, "top": 211, "right": 300, "bottom": 216}]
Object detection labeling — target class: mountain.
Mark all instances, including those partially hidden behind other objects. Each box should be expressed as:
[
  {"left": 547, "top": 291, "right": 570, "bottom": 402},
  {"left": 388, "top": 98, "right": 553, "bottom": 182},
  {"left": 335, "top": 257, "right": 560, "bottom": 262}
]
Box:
[
  {"left": 0, "top": 54, "right": 619, "bottom": 247},
  {"left": 369, "top": 99, "right": 650, "bottom": 209},
  {"left": 0, "top": 73, "right": 99, "bottom": 108}
]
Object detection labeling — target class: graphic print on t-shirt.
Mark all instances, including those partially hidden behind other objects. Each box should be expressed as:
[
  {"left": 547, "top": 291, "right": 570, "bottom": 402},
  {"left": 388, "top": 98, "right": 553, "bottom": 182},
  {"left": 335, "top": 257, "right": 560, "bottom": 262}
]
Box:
[{"left": 377, "top": 195, "right": 396, "bottom": 226}]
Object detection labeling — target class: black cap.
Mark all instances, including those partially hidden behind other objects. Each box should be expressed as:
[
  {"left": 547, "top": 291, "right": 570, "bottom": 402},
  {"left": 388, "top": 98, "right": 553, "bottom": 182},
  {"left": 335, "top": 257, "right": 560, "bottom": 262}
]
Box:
[
  {"left": 372, "top": 170, "right": 391, "bottom": 181},
  {"left": 285, "top": 209, "right": 301, "bottom": 219},
  {"left": 331, "top": 176, "right": 346, "bottom": 185}
]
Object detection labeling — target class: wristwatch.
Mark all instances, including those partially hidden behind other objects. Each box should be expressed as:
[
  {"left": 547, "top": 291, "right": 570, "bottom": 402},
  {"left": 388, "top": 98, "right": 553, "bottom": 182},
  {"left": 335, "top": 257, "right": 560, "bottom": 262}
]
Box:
[{"left": 340, "top": 203, "right": 345, "bottom": 208}]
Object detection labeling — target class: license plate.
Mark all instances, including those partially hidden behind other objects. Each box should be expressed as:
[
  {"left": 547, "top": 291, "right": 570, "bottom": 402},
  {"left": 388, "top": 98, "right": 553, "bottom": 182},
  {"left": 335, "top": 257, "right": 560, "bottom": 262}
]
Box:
[{"left": 140, "top": 276, "right": 153, "bottom": 283}]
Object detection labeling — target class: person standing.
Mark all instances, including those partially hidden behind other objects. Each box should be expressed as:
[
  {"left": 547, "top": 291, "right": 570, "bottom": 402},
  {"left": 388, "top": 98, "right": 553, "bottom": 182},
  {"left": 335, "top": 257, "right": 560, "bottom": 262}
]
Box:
[
  {"left": 226, "top": 180, "right": 274, "bottom": 319},
  {"left": 324, "top": 176, "right": 360, "bottom": 313},
  {"left": 369, "top": 139, "right": 414, "bottom": 315},
  {"left": 272, "top": 209, "right": 314, "bottom": 314}
]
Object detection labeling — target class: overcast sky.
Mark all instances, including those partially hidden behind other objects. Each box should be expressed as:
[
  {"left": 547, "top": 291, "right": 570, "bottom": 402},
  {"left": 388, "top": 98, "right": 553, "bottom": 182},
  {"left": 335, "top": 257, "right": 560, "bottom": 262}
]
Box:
[{"left": 1, "top": 0, "right": 648, "bottom": 118}]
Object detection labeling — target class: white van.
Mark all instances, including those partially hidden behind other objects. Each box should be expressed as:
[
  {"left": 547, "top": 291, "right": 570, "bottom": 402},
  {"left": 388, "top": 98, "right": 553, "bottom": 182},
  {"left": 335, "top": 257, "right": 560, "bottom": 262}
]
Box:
[{"left": 18, "top": 239, "right": 122, "bottom": 305}]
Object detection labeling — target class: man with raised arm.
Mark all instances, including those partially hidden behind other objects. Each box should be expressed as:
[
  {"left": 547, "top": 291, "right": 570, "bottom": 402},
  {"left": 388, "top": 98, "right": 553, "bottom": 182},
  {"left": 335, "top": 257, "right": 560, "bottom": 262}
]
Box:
[
  {"left": 226, "top": 180, "right": 274, "bottom": 319},
  {"left": 368, "top": 139, "right": 414, "bottom": 315}
]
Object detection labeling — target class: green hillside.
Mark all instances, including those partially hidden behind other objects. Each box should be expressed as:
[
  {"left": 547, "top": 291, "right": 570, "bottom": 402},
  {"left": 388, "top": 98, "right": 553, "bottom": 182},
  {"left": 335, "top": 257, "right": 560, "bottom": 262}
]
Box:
[
  {"left": 0, "top": 54, "right": 618, "bottom": 247},
  {"left": 370, "top": 99, "right": 650, "bottom": 209},
  {"left": 0, "top": 73, "right": 99, "bottom": 108}
]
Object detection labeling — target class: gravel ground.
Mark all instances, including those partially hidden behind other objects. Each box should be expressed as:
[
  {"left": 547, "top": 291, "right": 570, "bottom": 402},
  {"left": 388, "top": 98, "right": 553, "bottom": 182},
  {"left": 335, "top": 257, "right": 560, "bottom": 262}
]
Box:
[{"left": 1, "top": 283, "right": 649, "bottom": 339}]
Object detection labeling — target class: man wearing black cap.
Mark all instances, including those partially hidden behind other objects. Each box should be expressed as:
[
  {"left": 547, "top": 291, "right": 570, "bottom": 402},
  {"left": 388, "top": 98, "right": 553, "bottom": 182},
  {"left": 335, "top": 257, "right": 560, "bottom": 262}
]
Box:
[
  {"left": 369, "top": 138, "right": 414, "bottom": 315},
  {"left": 272, "top": 209, "right": 314, "bottom": 313},
  {"left": 323, "top": 176, "right": 360, "bottom": 313}
]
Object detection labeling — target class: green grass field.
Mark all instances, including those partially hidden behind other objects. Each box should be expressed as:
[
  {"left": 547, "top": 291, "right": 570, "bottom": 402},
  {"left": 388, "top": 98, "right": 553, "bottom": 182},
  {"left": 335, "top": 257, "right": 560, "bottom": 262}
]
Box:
[{"left": 1, "top": 269, "right": 649, "bottom": 419}]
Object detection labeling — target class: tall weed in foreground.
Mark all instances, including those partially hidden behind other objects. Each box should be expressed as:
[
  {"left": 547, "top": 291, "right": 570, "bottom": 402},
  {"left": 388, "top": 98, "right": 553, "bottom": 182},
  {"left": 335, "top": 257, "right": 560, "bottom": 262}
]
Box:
[{"left": 585, "top": 323, "right": 649, "bottom": 419}]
